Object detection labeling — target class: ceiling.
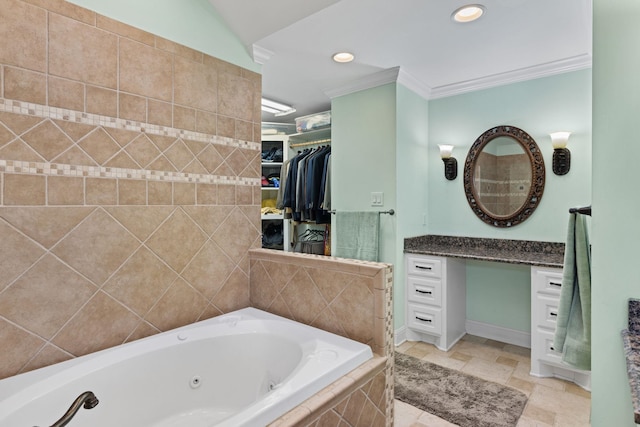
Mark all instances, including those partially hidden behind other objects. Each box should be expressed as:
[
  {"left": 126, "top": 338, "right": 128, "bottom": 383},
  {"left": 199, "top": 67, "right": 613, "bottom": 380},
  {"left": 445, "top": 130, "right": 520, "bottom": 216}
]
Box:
[{"left": 209, "top": 0, "right": 592, "bottom": 125}]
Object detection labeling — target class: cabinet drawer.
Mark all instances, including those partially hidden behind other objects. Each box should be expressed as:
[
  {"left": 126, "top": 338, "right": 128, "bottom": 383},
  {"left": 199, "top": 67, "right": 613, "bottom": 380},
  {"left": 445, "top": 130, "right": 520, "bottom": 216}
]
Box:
[
  {"left": 534, "top": 294, "right": 560, "bottom": 330},
  {"left": 407, "top": 303, "right": 442, "bottom": 335},
  {"left": 534, "top": 328, "right": 564, "bottom": 364},
  {"left": 407, "top": 276, "right": 442, "bottom": 306},
  {"left": 407, "top": 255, "right": 442, "bottom": 278},
  {"left": 532, "top": 268, "right": 563, "bottom": 296}
]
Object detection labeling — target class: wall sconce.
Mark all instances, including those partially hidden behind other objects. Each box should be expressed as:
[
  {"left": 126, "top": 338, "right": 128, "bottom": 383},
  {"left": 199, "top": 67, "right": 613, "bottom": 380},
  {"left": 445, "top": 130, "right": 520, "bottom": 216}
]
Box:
[
  {"left": 550, "top": 131, "right": 571, "bottom": 175},
  {"left": 438, "top": 145, "right": 457, "bottom": 180}
]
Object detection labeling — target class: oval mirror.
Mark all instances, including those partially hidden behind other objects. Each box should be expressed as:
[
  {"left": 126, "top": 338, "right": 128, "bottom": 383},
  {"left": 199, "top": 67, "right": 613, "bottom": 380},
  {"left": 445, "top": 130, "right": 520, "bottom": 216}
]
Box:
[{"left": 463, "top": 125, "right": 545, "bottom": 227}]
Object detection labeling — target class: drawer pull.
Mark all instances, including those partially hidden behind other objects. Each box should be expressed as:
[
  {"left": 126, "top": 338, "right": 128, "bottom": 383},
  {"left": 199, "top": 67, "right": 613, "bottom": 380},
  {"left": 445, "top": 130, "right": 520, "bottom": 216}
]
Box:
[
  {"left": 549, "top": 312, "right": 558, "bottom": 317},
  {"left": 416, "top": 265, "right": 432, "bottom": 271},
  {"left": 550, "top": 281, "right": 562, "bottom": 288},
  {"left": 415, "top": 289, "right": 433, "bottom": 295},
  {"left": 415, "top": 316, "right": 432, "bottom": 323}
]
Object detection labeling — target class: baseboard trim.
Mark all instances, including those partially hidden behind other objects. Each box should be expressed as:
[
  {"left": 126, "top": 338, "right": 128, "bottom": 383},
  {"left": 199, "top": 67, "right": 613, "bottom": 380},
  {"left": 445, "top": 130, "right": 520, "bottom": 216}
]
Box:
[
  {"left": 465, "top": 320, "right": 531, "bottom": 348},
  {"left": 394, "top": 326, "right": 407, "bottom": 346}
]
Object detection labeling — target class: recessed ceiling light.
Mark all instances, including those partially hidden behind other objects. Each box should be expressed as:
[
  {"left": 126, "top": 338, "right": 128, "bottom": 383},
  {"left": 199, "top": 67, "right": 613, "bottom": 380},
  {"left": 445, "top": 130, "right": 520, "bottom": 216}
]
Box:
[
  {"left": 332, "top": 52, "right": 355, "bottom": 63},
  {"left": 452, "top": 4, "right": 485, "bottom": 23}
]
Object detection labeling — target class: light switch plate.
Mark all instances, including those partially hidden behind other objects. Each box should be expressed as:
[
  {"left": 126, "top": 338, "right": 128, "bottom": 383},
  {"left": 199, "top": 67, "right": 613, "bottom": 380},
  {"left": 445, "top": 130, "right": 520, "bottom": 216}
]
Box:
[{"left": 371, "top": 192, "right": 383, "bottom": 206}]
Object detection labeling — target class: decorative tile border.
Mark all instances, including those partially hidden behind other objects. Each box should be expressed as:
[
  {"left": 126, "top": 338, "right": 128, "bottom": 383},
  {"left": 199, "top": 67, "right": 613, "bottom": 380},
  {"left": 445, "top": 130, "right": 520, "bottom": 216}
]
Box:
[
  {"left": 0, "top": 98, "right": 260, "bottom": 187},
  {"left": 0, "top": 159, "right": 259, "bottom": 186},
  {"left": 0, "top": 98, "right": 261, "bottom": 151}
]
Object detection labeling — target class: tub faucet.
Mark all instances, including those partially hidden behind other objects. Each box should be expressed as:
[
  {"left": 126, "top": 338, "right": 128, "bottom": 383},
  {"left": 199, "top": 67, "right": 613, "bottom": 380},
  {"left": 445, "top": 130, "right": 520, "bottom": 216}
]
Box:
[{"left": 47, "top": 391, "right": 99, "bottom": 427}]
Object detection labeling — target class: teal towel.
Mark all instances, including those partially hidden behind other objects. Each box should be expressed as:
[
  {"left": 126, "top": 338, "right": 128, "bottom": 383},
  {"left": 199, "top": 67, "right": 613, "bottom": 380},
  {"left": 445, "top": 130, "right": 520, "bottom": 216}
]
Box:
[
  {"left": 333, "top": 211, "right": 379, "bottom": 261},
  {"left": 553, "top": 213, "right": 591, "bottom": 371}
]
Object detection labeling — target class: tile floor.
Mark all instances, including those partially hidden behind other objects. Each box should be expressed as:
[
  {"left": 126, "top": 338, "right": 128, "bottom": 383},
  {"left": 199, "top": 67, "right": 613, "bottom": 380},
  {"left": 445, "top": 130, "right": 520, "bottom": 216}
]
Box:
[{"left": 394, "top": 335, "right": 591, "bottom": 427}]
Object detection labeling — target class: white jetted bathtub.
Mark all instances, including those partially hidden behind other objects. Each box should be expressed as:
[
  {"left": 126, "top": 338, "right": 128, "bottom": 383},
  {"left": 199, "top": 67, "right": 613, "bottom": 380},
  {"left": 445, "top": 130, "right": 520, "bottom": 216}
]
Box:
[{"left": 0, "top": 308, "right": 373, "bottom": 426}]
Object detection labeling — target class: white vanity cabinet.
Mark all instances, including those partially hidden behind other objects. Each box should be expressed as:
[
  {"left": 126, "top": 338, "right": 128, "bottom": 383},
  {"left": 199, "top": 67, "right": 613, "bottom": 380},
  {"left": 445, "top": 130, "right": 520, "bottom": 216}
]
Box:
[
  {"left": 530, "top": 266, "right": 591, "bottom": 390},
  {"left": 405, "top": 254, "right": 466, "bottom": 351}
]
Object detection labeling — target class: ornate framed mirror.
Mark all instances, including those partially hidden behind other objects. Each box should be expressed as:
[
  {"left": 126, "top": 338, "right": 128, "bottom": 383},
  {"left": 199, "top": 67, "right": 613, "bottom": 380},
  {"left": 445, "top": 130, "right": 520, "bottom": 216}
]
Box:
[{"left": 463, "top": 125, "right": 545, "bottom": 227}]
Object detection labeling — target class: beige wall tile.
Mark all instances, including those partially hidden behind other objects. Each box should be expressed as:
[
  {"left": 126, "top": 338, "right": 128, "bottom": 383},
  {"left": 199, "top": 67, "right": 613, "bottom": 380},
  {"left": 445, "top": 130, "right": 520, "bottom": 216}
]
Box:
[
  {"left": 148, "top": 181, "right": 172, "bottom": 205},
  {"left": 119, "top": 92, "right": 147, "bottom": 123},
  {"left": 218, "top": 73, "right": 254, "bottom": 121},
  {"left": 120, "top": 38, "right": 172, "bottom": 101},
  {"left": 145, "top": 209, "right": 207, "bottom": 272},
  {"left": 86, "top": 177, "right": 117, "bottom": 205},
  {"left": 4, "top": 66, "right": 46, "bottom": 104},
  {"left": 103, "top": 247, "right": 176, "bottom": 316},
  {"left": 173, "top": 105, "right": 196, "bottom": 131},
  {"left": 145, "top": 278, "right": 208, "bottom": 331},
  {"left": 0, "top": 254, "right": 95, "bottom": 339},
  {"left": 0, "top": 0, "right": 47, "bottom": 72},
  {"left": 174, "top": 182, "right": 195, "bottom": 205},
  {"left": 0, "top": 318, "right": 45, "bottom": 379},
  {"left": 22, "top": 120, "right": 73, "bottom": 161},
  {"left": 48, "top": 76, "right": 85, "bottom": 111},
  {"left": 236, "top": 119, "right": 253, "bottom": 142},
  {"left": 174, "top": 55, "right": 217, "bottom": 112},
  {"left": 48, "top": 176, "right": 84, "bottom": 205},
  {"left": 24, "top": 0, "right": 95, "bottom": 25},
  {"left": 52, "top": 291, "right": 140, "bottom": 356},
  {"left": 52, "top": 209, "right": 140, "bottom": 285},
  {"left": 148, "top": 99, "right": 172, "bottom": 127},
  {"left": 118, "top": 179, "right": 147, "bottom": 205},
  {"left": 0, "top": 0, "right": 262, "bottom": 381},
  {"left": 155, "top": 37, "right": 202, "bottom": 63},
  {"left": 86, "top": 85, "right": 117, "bottom": 117},
  {"left": 196, "top": 183, "right": 217, "bottom": 205},
  {"left": 195, "top": 110, "right": 217, "bottom": 135},
  {"left": 4, "top": 174, "right": 45, "bottom": 205},
  {"left": 0, "top": 219, "right": 46, "bottom": 291},
  {"left": 78, "top": 128, "right": 121, "bottom": 165},
  {"left": 49, "top": 13, "right": 117, "bottom": 88},
  {"left": 217, "top": 115, "right": 235, "bottom": 139},
  {"left": 96, "top": 14, "right": 154, "bottom": 46}
]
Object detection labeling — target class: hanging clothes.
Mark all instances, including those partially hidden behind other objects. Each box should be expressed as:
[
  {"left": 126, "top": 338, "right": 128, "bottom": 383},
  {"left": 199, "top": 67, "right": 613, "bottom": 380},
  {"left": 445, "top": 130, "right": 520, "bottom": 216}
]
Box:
[{"left": 282, "top": 146, "right": 331, "bottom": 223}]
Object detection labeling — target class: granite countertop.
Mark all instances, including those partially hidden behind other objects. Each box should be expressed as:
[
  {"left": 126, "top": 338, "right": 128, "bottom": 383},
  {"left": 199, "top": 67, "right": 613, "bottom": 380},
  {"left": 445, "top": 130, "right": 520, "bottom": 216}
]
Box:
[
  {"left": 404, "top": 235, "right": 565, "bottom": 268},
  {"left": 623, "top": 299, "right": 640, "bottom": 424}
]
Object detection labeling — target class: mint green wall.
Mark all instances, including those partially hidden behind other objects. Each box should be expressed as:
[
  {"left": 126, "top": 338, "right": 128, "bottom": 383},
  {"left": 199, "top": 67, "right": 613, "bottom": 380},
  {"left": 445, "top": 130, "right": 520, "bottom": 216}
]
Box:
[
  {"left": 331, "top": 83, "right": 397, "bottom": 268},
  {"left": 591, "top": 0, "right": 640, "bottom": 424},
  {"left": 466, "top": 261, "right": 531, "bottom": 331},
  {"left": 428, "top": 70, "right": 592, "bottom": 241},
  {"left": 66, "top": 0, "right": 259, "bottom": 72},
  {"left": 332, "top": 83, "right": 430, "bottom": 331},
  {"left": 427, "top": 70, "right": 592, "bottom": 332},
  {"left": 395, "top": 84, "right": 430, "bottom": 330}
]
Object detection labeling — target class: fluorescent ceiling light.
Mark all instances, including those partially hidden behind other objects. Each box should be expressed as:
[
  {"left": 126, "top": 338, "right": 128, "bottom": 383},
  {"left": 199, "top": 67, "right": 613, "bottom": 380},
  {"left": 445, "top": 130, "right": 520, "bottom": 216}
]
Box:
[
  {"left": 332, "top": 52, "right": 355, "bottom": 63},
  {"left": 261, "top": 97, "right": 296, "bottom": 116},
  {"left": 452, "top": 4, "right": 485, "bottom": 23}
]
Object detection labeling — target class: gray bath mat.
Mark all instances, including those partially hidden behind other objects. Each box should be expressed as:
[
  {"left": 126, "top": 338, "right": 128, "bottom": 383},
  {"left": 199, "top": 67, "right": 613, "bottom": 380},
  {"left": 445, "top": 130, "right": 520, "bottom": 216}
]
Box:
[{"left": 395, "top": 352, "right": 528, "bottom": 427}]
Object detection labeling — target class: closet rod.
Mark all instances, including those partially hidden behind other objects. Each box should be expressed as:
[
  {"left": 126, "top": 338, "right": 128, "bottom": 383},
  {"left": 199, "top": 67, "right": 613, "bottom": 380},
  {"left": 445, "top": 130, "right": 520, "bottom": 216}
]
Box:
[
  {"left": 569, "top": 205, "right": 592, "bottom": 216},
  {"left": 289, "top": 138, "right": 331, "bottom": 148},
  {"left": 329, "top": 209, "right": 395, "bottom": 216}
]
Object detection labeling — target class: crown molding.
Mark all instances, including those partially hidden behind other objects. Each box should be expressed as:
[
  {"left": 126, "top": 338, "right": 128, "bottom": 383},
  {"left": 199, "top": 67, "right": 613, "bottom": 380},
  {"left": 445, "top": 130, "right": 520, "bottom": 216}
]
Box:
[
  {"left": 252, "top": 44, "right": 274, "bottom": 65},
  {"left": 397, "top": 69, "right": 432, "bottom": 100},
  {"left": 429, "top": 53, "right": 592, "bottom": 99},
  {"left": 325, "top": 67, "right": 401, "bottom": 99}
]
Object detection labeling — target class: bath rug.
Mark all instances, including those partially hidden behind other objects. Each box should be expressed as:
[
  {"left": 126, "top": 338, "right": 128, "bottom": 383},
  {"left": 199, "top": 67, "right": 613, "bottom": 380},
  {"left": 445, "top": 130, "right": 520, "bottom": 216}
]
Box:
[{"left": 394, "top": 352, "right": 528, "bottom": 427}]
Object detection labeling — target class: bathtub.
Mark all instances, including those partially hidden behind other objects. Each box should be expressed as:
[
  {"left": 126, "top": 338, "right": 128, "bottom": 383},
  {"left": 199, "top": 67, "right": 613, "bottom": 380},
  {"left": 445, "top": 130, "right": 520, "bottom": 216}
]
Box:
[{"left": 0, "top": 308, "right": 373, "bottom": 426}]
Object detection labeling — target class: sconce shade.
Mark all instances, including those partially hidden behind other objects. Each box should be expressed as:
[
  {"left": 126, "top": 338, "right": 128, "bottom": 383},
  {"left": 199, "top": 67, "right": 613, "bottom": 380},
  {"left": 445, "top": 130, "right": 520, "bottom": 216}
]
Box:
[
  {"left": 552, "top": 148, "right": 571, "bottom": 175},
  {"left": 443, "top": 157, "right": 457, "bottom": 180},
  {"left": 550, "top": 131, "right": 571, "bottom": 149},
  {"left": 438, "top": 144, "right": 455, "bottom": 159}
]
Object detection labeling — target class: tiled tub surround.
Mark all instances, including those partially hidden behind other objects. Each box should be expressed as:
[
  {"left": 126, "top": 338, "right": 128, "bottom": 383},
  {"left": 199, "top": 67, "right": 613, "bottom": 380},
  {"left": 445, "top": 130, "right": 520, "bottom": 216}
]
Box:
[
  {"left": 250, "top": 249, "right": 394, "bottom": 427},
  {"left": 622, "top": 298, "right": 640, "bottom": 424},
  {"left": 404, "top": 234, "right": 565, "bottom": 268},
  {"left": 0, "top": 0, "right": 262, "bottom": 380}
]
